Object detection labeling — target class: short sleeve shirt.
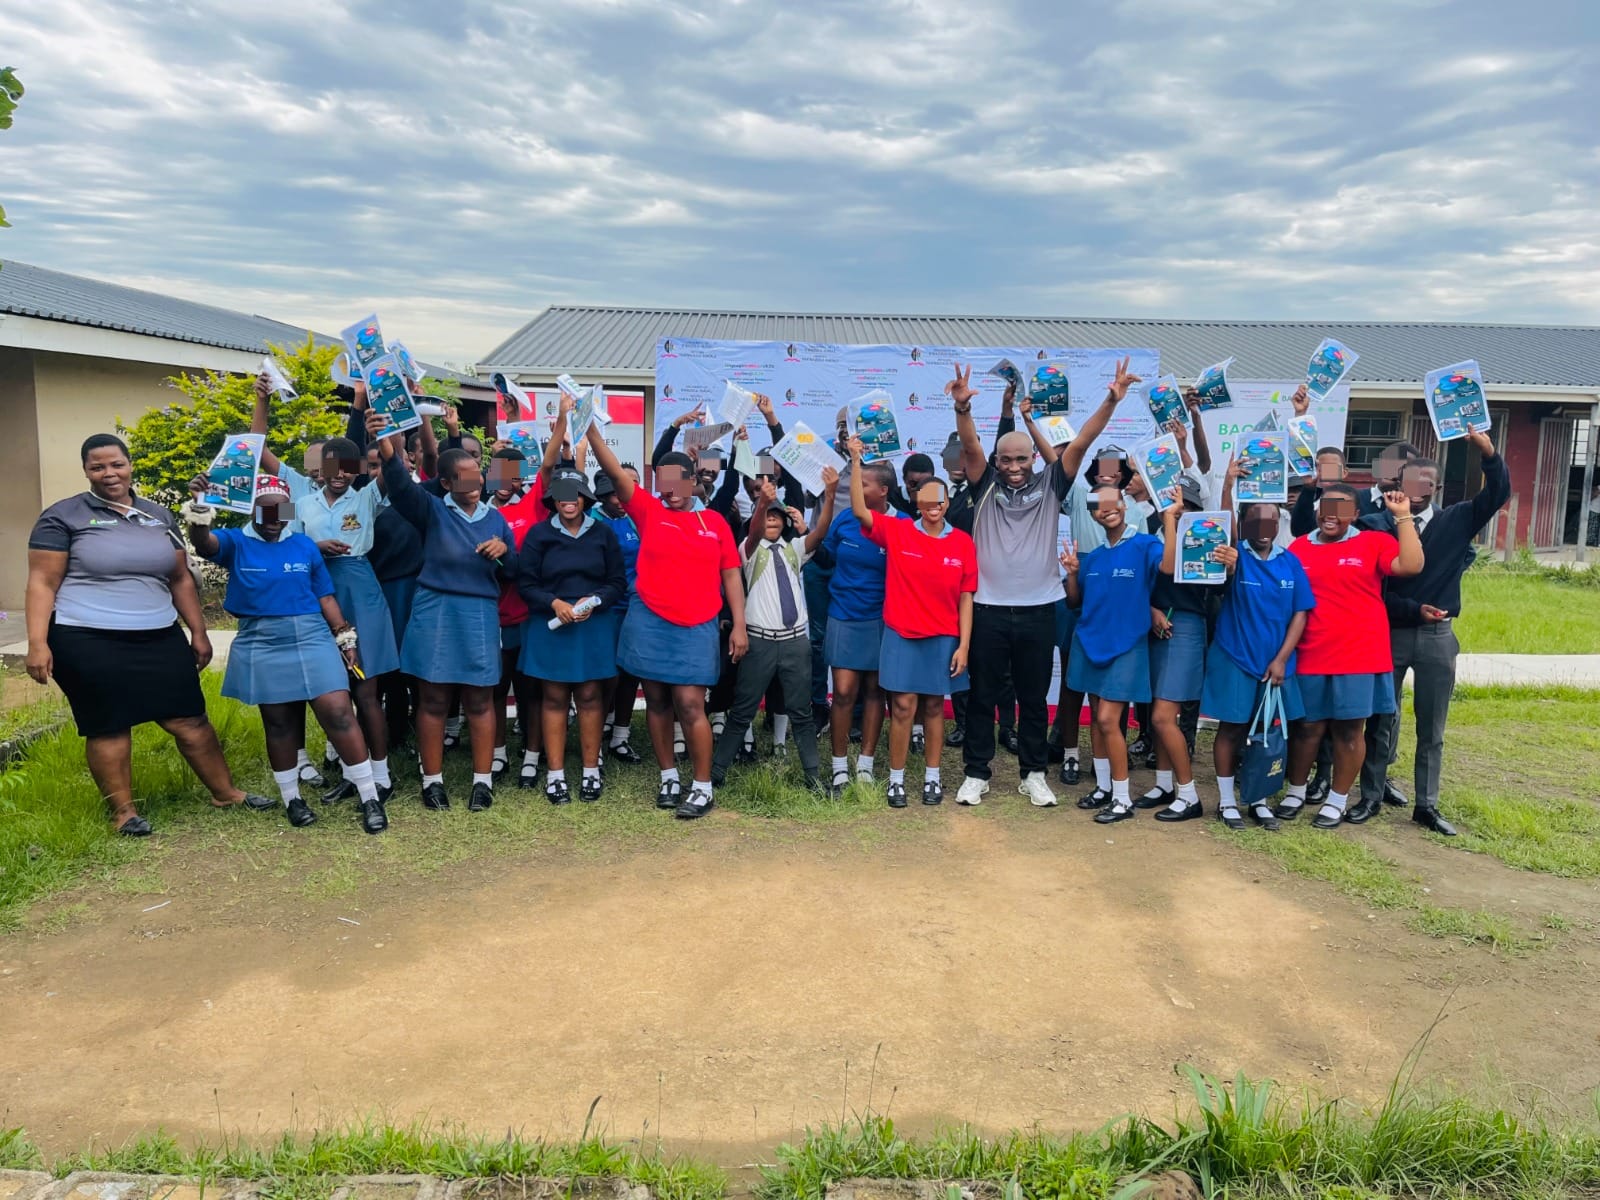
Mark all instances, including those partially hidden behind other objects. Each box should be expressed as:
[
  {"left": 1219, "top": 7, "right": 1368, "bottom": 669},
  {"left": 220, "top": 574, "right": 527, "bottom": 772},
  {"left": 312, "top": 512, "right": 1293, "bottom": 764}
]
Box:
[
  {"left": 29, "top": 492, "right": 181, "bottom": 630},
  {"left": 1289, "top": 528, "right": 1399, "bottom": 675},
  {"left": 970, "top": 458, "right": 1073, "bottom": 605},
  {"left": 1212, "top": 543, "right": 1315, "bottom": 679},
  {"left": 280, "top": 464, "right": 386, "bottom": 557},
  {"left": 1074, "top": 531, "right": 1164, "bottom": 668},
  {"left": 211, "top": 528, "right": 334, "bottom": 618},
  {"left": 864, "top": 517, "right": 978, "bottom": 639},
  {"left": 623, "top": 489, "right": 740, "bottom": 627},
  {"left": 821, "top": 510, "right": 892, "bottom": 622}
]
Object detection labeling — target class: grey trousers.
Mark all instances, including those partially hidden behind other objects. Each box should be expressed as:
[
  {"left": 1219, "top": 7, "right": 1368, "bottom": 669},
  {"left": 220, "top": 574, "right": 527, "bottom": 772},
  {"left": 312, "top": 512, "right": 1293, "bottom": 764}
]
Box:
[
  {"left": 712, "top": 633, "right": 820, "bottom": 776},
  {"left": 1360, "top": 622, "right": 1459, "bottom": 809}
]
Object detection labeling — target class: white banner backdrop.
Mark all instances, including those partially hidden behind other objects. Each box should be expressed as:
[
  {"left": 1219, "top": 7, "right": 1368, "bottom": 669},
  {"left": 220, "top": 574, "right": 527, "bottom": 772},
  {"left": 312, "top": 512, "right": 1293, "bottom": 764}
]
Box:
[{"left": 654, "top": 340, "right": 1347, "bottom": 487}]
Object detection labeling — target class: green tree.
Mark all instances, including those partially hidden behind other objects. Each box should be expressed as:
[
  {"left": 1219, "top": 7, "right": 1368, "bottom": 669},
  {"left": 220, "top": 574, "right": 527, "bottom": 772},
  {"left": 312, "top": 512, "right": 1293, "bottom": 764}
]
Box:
[
  {"left": 1, "top": 67, "right": 23, "bottom": 228},
  {"left": 118, "top": 335, "right": 345, "bottom": 504}
]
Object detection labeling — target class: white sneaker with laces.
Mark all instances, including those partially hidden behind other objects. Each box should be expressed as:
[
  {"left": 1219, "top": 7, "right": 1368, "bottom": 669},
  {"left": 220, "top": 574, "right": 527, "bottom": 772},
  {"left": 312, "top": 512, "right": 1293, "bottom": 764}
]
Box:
[
  {"left": 1020, "top": 772, "right": 1058, "bottom": 807},
  {"left": 955, "top": 777, "right": 989, "bottom": 806}
]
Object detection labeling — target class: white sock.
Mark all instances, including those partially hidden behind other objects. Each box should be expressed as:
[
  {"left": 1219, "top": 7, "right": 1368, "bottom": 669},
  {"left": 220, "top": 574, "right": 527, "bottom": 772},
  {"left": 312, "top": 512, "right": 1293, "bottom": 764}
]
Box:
[
  {"left": 296, "top": 749, "right": 312, "bottom": 769},
  {"left": 889, "top": 767, "right": 905, "bottom": 785},
  {"left": 370, "top": 757, "right": 390, "bottom": 788},
  {"left": 610, "top": 725, "right": 629, "bottom": 747},
  {"left": 422, "top": 772, "right": 443, "bottom": 788},
  {"left": 1111, "top": 777, "right": 1131, "bottom": 807},
  {"left": 773, "top": 714, "right": 789, "bottom": 744},
  {"left": 1326, "top": 789, "right": 1348, "bottom": 812},
  {"left": 1156, "top": 769, "right": 1174, "bottom": 791},
  {"left": 913, "top": 723, "right": 923, "bottom": 739},
  {"left": 832, "top": 755, "right": 849, "bottom": 776},
  {"left": 524, "top": 749, "right": 541, "bottom": 768},
  {"left": 546, "top": 769, "right": 567, "bottom": 789},
  {"left": 583, "top": 765, "right": 601, "bottom": 781},
  {"left": 660, "top": 767, "right": 679, "bottom": 784},
  {"left": 343, "top": 757, "right": 379, "bottom": 804},
  {"left": 472, "top": 771, "right": 493, "bottom": 789},
  {"left": 924, "top": 765, "right": 941, "bottom": 784},
  {"left": 1063, "top": 747, "right": 1079, "bottom": 763},
  {"left": 674, "top": 721, "right": 685, "bottom": 744},
  {"left": 1094, "top": 758, "right": 1111, "bottom": 790},
  {"left": 323, "top": 742, "right": 339, "bottom": 765},
  {"left": 272, "top": 768, "right": 300, "bottom": 807},
  {"left": 1175, "top": 780, "right": 1198, "bottom": 807},
  {"left": 1285, "top": 782, "right": 1308, "bottom": 805},
  {"left": 743, "top": 726, "right": 754, "bottom": 749},
  {"left": 445, "top": 716, "right": 462, "bottom": 737},
  {"left": 1217, "top": 776, "right": 1237, "bottom": 809},
  {"left": 692, "top": 777, "right": 713, "bottom": 795},
  {"left": 856, "top": 754, "right": 874, "bottom": 776},
  {"left": 493, "top": 744, "right": 507, "bottom": 763}
]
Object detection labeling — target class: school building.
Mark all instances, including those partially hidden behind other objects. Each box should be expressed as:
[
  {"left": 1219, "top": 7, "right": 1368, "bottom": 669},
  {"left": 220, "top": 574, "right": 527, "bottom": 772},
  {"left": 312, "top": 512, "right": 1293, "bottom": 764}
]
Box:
[{"left": 480, "top": 307, "right": 1600, "bottom": 556}]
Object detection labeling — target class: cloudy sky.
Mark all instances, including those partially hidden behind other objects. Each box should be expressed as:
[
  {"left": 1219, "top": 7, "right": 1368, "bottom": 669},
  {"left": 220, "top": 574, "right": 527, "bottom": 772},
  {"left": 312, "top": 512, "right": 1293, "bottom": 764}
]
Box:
[{"left": 2, "top": 0, "right": 1596, "bottom": 366}]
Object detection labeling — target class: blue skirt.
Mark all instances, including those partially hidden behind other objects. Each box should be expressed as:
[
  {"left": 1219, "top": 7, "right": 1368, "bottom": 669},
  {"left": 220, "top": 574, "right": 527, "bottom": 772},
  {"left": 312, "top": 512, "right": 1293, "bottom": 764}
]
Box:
[
  {"left": 1067, "top": 632, "right": 1151, "bottom": 704},
  {"left": 1201, "top": 654, "right": 1305, "bottom": 725},
  {"left": 1054, "top": 599, "right": 1078, "bottom": 656},
  {"left": 223, "top": 613, "right": 348, "bottom": 705},
  {"left": 1150, "top": 610, "right": 1206, "bottom": 702},
  {"left": 326, "top": 556, "right": 399, "bottom": 677},
  {"left": 617, "top": 603, "right": 720, "bottom": 686},
  {"left": 520, "top": 609, "right": 619, "bottom": 683},
  {"left": 824, "top": 616, "right": 883, "bottom": 672},
  {"left": 501, "top": 618, "right": 525, "bottom": 652},
  {"left": 879, "top": 629, "right": 968, "bottom": 696},
  {"left": 380, "top": 574, "right": 417, "bottom": 648},
  {"left": 400, "top": 585, "right": 501, "bottom": 687},
  {"left": 1297, "top": 671, "right": 1396, "bottom": 722}
]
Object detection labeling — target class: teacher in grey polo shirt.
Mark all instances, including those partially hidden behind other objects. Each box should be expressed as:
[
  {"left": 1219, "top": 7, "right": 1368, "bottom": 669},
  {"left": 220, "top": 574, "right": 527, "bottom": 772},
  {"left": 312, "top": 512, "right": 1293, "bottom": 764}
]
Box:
[
  {"left": 946, "top": 359, "right": 1142, "bottom": 808},
  {"left": 26, "top": 434, "right": 269, "bottom": 836}
]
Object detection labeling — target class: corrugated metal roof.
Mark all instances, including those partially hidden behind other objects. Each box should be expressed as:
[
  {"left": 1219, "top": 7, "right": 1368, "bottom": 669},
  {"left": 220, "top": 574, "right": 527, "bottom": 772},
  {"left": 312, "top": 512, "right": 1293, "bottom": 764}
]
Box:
[
  {"left": 0, "top": 259, "right": 477, "bottom": 383},
  {"left": 482, "top": 305, "right": 1600, "bottom": 388}
]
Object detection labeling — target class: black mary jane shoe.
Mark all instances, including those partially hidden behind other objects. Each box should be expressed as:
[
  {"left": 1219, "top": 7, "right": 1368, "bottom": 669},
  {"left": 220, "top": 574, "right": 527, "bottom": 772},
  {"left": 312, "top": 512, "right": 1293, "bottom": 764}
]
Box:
[
  {"left": 922, "top": 780, "right": 944, "bottom": 806},
  {"left": 376, "top": 783, "right": 394, "bottom": 806},
  {"left": 655, "top": 779, "right": 682, "bottom": 810},
  {"left": 1094, "top": 803, "right": 1135, "bottom": 825},
  {"left": 1059, "top": 758, "right": 1080, "bottom": 786},
  {"left": 546, "top": 780, "right": 571, "bottom": 806},
  {"left": 359, "top": 798, "right": 388, "bottom": 834},
  {"left": 944, "top": 725, "right": 965, "bottom": 747},
  {"left": 608, "top": 741, "right": 643, "bottom": 765},
  {"left": 242, "top": 792, "right": 277, "bottom": 811},
  {"left": 1412, "top": 807, "right": 1458, "bottom": 837},
  {"left": 886, "top": 781, "right": 908, "bottom": 809},
  {"left": 828, "top": 771, "right": 851, "bottom": 800},
  {"left": 1343, "top": 796, "right": 1382, "bottom": 824},
  {"left": 297, "top": 764, "right": 326, "bottom": 790},
  {"left": 286, "top": 797, "right": 317, "bottom": 828},
  {"left": 1077, "top": 786, "right": 1112, "bottom": 810},
  {"left": 1218, "top": 807, "right": 1247, "bottom": 832},
  {"left": 517, "top": 764, "right": 538, "bottom": 789},
  {"left": 579, "top": 776, "right": 603, "bottom": 803},
  {"left": 321, "top": 778, "right": 357, "bottom": 804},
  {"left": 421, "top": 782, "right": 450, "bottom": 811},
  {"left": 469, "top": 782, "right": 495, "bottom": 812},
  {"left": 1248, "top": 804, "right": 1281, "bottom": 832},
  {"left": 1273, "top": 799, "right": 1304, "bottom": 822},
  {"left": 1154, "top": 800, "right": 1203, "bottom": 823},
  {"left": 736, "top": 743, "right": 758, "bottom": 764},
  {"left": 1134, "top": 787, "right": 1173, "bottom": 811},
  {"left": 1311, "top": 805, "right": 1345, "bottom": 830},
  {"left": 1306, "top": 771, "right": 1331, "bottom": 804},
  {"left": 116, "top": 813, "right": 154, "bottom": 837},
  {"left": 674, "top": 789, "right": 714, "bottom": 820},
  {"left": 910, "top": 730, "right": 925, "bottom": 754},
  {"left": 999, "top": 728, "right": 1020, "bottom": 755}
]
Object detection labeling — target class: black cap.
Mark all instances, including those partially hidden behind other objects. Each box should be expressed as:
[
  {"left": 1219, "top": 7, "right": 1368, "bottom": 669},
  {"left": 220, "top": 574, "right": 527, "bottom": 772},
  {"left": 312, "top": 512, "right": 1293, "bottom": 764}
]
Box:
[{"left": 1180, "top": 478, "right": 1206, "bottom": 510}]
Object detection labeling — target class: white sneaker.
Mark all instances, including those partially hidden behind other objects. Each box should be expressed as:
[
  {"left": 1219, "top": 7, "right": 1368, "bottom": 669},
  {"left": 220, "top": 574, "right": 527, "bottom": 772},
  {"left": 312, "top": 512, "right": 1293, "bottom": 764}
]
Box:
[
  {"left": 955, "top": 777, "right": 989, "bottom": 806},
  {"left": 1020, "top": 772, "right": 1058, "bottom": 807}
]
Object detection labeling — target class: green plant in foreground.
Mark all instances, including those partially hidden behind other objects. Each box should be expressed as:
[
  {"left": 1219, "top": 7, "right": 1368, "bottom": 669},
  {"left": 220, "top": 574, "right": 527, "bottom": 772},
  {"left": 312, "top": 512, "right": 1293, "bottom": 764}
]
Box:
[{"left": 0, "top": 1124, "right": 44, "bottom": 1170}]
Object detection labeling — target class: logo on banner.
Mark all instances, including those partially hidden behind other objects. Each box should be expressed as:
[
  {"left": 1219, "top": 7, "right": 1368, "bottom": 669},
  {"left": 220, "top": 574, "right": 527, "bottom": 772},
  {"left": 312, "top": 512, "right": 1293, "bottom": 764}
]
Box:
[
  {"left": 784, "top": 388, "right": 798, "bottom": 407},
  {"left": 662, "top": 385, "right": 673, "bottom": 399},
  {"left": 785, "top": 344, "right": 799, "bottom": 361},
  {"left": 662, "top": 340, "right": 676, "bottom": 357},
  {"left": 908, "top": 348, "right": 923, "bottom": 364},
  {"left": 907, "top": 393, "right": 921, "bottom": 409}
]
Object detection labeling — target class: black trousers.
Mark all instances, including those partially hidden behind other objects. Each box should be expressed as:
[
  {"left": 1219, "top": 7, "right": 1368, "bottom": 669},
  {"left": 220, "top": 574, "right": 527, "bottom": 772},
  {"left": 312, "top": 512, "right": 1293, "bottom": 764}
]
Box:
[
  {"left": 712, "top": 634, "right": 819, "bottom": 775},
  {"left": 963, "top": 602, "right": 1057, "bottom": 779},
  {"left": 951, "top": 678, "right": 1016, "bottom": 732}
]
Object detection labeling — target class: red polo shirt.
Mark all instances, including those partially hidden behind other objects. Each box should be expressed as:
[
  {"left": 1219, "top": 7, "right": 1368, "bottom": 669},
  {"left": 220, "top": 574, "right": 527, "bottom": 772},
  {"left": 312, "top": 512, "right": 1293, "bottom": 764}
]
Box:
[
  {"left": 865, "top": 516, "right": 978, "bottom": 639},
  {"left": 1290, "top": 529, "right": 1399, "bottom": 675},
  {"left": 624, "top": 490, "right": 740, "bottom": 626},
  {"left": 495, "top": 477, "right": 545, "bottom": 627}
]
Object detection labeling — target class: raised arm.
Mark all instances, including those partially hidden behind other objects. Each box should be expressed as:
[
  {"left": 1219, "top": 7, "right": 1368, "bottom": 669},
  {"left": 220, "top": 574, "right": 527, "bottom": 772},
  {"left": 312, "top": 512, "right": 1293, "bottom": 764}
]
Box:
[
  {"left": 1059, "top": 357, "right": 1141, "bottom": 482},
  {"left": 652, "top": 403, "right": 704, "bottom": 467},
  {"left": 847, "top": 438, "right": 874, "bottom": 531},
  {"left": 1060, "top": 539, "right": 1082, "bottom": 608},
  {"left": 804, "top": 465, "right": 841, "bottom": 555},
  {"left": 541, "top": 393, "right": 572, "bottom": 486},
  {"left": 1383, "top": 490, "right": 1425, "bottom": 577},
  {"left": 1466, "top": 429, "right": 1511, "bottom": 525},
  {"left": 744, "top": 478, "right": 776, "bottom": 555},
  {"left": 1159, "top": 507, "right": 1179, "bottom": 576},
  {"left": 251, "top": 371, "right": 284, "bottom": 475},
  {"left": 586, "top": 422, "right": 635, "bottom": 504},
  {"left": 1018, "top": 394, "right": 1059, "bottom": 465},
  {"left": 1186, "top": 388, "right": 1212, "bottom": 476},
  {"left": 947, "top": 364, "right": 988, "bottom": 483},
  {"left": 1220, "top": 455, "right": 1241, "bottom": 514},
  {"left": 377, "top": 415, "right": 432, "bottom": 528},
  {"left": 345, "top": 381, "right": 370, "bottom": 450}
]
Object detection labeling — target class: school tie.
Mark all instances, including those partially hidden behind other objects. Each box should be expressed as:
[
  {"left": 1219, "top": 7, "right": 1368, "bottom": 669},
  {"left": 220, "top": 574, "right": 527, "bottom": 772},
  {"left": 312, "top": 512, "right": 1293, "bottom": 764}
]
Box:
[{"left": 771, "top": 547, "right": 799, "bottom": 627}]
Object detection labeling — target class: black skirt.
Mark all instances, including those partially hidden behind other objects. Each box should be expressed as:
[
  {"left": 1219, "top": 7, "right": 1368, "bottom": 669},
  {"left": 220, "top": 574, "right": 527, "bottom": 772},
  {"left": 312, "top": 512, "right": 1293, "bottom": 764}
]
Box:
[{"left": 49, "top": 621, "right": 207, "bottom": 737}]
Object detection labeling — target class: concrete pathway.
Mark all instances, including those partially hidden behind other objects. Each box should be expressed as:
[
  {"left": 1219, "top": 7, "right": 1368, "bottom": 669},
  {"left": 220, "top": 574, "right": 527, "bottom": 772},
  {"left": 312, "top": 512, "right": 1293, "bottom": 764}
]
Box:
[{"left": 1453, "top": 653, "right": 1600, "bottom": 687}]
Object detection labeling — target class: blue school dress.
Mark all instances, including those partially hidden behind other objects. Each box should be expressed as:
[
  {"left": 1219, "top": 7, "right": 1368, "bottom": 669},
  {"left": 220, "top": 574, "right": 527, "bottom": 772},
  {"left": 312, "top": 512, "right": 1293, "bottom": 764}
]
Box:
[{"left": 1065, "top": 531, "right": 1163, "bottom": 704}]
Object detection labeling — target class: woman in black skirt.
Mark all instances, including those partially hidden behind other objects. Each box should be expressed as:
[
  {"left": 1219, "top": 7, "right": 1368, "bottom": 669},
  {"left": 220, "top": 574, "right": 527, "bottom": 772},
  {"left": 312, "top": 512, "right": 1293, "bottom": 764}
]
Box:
[{"left": 25, "top": 434, "right": 270, "bottom": 835}]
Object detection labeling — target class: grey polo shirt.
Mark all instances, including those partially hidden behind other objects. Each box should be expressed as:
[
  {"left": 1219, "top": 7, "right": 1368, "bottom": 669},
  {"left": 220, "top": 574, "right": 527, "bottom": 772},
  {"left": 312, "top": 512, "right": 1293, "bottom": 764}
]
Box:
[
  {"left": 29, "top": 492, "right": 184, "bottom": 630},
  {"left": 969, "top": 458, "right": 1074, "bottom": 606}
]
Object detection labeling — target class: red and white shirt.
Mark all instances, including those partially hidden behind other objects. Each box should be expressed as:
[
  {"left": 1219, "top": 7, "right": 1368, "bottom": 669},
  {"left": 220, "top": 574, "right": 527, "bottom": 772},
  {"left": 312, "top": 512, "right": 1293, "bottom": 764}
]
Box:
[
  {"left": 1290, "top": 528, "right": 1399, "bottom": 675},
  {"left": 865, "top": 516, "right": 978, "bottom": 639},
  {"left": 624, "top": 491, "right": 740, "bottom": 627}
]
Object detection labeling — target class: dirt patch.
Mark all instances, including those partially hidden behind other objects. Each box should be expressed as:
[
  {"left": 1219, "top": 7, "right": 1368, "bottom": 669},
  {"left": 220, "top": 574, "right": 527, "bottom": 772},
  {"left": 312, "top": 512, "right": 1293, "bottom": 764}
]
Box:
[{"left": 5, "top": 806, "right": 1599, "bottom": 1162}]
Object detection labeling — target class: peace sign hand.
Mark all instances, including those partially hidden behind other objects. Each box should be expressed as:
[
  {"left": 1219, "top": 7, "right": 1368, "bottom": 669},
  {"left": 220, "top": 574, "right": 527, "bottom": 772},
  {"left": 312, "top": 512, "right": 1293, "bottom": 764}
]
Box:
[
  {"left": 945, "top": 363, "right": 977, "bottom": 409},
  {"left": 1108, "top": 356, "right": 1142, "bottom": 402}
]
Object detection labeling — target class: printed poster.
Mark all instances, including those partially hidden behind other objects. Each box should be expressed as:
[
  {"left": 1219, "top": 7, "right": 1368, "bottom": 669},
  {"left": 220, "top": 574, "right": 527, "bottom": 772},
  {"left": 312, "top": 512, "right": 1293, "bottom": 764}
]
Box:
[
  {"left": 204, "top": 433, "right": 265, "bottom": 514},
  {"left": 987, "top": 358, "right": 1025, "bottom": 395},
  {"left": 340, "top": 313, "right": 385, "bottom": 375},
  {"left": 846, "top": 388, "right": 903, "bottom": 462},
  {"left": 1145, "top": 375, "right": 1189, "bottom": 429},
  {"left": 770, "top": 420, "right": 846, "bottom": 496},
  {"left": 1236, "top": 431, "right": 1288, "bottom": 503},
  {"left": 1287, "top": 415, "right": 1317, "bottom": 477},
  {"left": 1306, "top": 338, "right": 1358, "bottom": 400},
  {"left": 1027, "top": 362, "right": 1072, "bottom": 417},
  {"left": 260, "top": 356, "right": 297, "bottom": 398},
  {"left": 1177, "top": 511, "right": 1233, "bottom": 586},
  {"left": 1424, "top": 360, "right": 1491, "bottom": 441},
  {"left": 390, "top": 340, "right": 426, "bottom": 383},
  {"left": 1133, "top": 433, "right": 1185, "bottom": 512},
  {"left": 682, "top": 421, "right": 735, "bottom": 453},
  {"left": 718, "top": 381, "right": 758, "bottom": 428},
  {"left": 501, "top": 421, "right": 543, "bottom": 479},
  {"left": 1035, "top": 415, "right": 1076, "bottom": 447},
  {"left": 364, "top": 353, "right": 422, "bottom": 434},
  {"left": 1194, "top": 357, "right": 1236, "bottom": 411}
]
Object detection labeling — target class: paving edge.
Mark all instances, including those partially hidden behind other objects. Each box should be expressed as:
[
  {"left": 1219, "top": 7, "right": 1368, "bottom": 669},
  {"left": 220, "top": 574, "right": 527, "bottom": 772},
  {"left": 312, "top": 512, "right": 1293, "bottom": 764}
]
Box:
[{"left": 6, "top": 1176, "right": 654, "bottom": 1200}]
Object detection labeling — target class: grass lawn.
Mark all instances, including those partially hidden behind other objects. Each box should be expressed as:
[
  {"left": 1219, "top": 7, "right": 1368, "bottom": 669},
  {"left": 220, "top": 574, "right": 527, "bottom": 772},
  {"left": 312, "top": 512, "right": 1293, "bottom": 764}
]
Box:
[{"left": 1455, "top": 565, "right": 1600, "bottom": 654}]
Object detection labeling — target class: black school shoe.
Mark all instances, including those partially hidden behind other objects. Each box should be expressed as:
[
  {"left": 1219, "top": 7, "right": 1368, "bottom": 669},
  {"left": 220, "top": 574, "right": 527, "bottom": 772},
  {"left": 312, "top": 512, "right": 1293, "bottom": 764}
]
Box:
[
  {"left": 945, "top": 724, "right": 965, "bottom": 747},
  {"left": 1248, "top": 804, "right": 1280, "bottom": 832},
  {"left": 1077, "top": 786, "right": 1112, "bottom": 810},
  {"left": 886, "top": 781, "right": 908, "bottom": 809},
  {"left": 910, "top": 729, "right": 925, "bottom": 754},
  {"left": 546, "top": 780, "right": 571, "bottom": 806},
  {"left": 286, "top": 797, "right": 317, "bottom": 827},
  {"left": 1218, "top": 807, "right": 1247, "bottom": 831},
  {"left": 828, "top": 770, "right": 851, "bottom": 800},
  {"left": 321, "top": 778, "right": 357, "bottom": 804},
  {"left": 675, "top": 788, "right": 714, "bottom": 820},
  {"left": 376, "top": 783, "right": 394, "bottom": 806},
  {"left": 656, "top": 779, "right": 682, "bottom": 810},
  {"left": 359, "top": 797, "right": 388, "bottom": 834},
  {"left": 1094, "top": 803, "right": 1135, "bottom": 824},
  {"left": 1343, "top": 796, "right": 1383, "bottom": 824},
  {"left": 1307, "top": 769, "right": 1331, "bottom": 804},
  {"left": 1059, "top": 758, "right": 1080, "bottom": 786},
  {"left": 608, "top": 740, "right": 643, "bottom": 765},
  {"left": 116, "top": 813, "right": 153, "bottom": 837},
  {"left": 1412, "top": 807, "right": 1458, "bottom": 836},
  {"left": 518, "top": 762, "right": 538, "bottom": 788},
  {"left": 422, "top": 782, "right": 450, "bottom": 811},
  {"left": 1383, "top": 784, "right": 1409, "bottom": 807},
  {"left": 1155, "top": 799, "right": 1203, "bottom": 823},
  {"left": 922, "top": 780, "right": 944, "bottom": 806},
  {"left": 1134, "top": 787, "right": 1173, "bottom": 810},
  {"left": 469, "top": 782, "right": 494, "bottom": 812},
  {"left": 579, "top": 776, "right": 602, "bottom": 803},
  {"left": 999, "top": 728, "right": 1020, "bottom": 754},
  {"left": 1312, "top": 805, "right": 1345, "bottom": 830}
]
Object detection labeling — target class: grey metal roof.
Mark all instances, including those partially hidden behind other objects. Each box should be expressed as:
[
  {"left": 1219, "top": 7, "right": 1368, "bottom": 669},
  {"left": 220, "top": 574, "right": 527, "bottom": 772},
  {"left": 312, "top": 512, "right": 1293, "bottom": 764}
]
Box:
[{"left": 482, "top": 305, "right": 1600, "bottom": 389}]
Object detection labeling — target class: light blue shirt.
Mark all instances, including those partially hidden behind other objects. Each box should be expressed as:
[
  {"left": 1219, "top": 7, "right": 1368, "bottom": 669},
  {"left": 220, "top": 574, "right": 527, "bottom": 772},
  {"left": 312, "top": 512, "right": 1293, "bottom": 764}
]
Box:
[
  {"left": 550, "top": 513, "right": 598, "bottom": 539},
  {"left": 444, "top": 493, "right": 495, "bottom": 524},
  {"left": 279, "top": 465, "right": 385, "bottom": 556}
]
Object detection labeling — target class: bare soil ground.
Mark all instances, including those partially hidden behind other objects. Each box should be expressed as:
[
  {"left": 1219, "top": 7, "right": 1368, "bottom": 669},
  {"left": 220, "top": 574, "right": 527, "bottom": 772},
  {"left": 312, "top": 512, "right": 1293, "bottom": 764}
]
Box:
[{"left": 5, "top": 793, "right": 1598, "bottom": 1162}]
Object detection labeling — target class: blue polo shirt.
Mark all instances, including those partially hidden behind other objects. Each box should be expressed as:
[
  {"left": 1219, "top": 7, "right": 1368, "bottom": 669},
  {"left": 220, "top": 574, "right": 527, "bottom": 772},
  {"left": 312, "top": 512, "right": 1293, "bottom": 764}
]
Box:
[
  {"left": 1213, "top": 542, "right": 1316, "bottom": 679},
  {"left": 1074, "top": 531, "right": 1163, "bottom": 667},
  {"left": 820, "top": 510, "right": 898, "bottom": 622},
  {"left": 211, "top": 528, "right": 334, "bottom": 618},
  {"left": 601, "top": 513, "right": 641, "bottom": 610}
]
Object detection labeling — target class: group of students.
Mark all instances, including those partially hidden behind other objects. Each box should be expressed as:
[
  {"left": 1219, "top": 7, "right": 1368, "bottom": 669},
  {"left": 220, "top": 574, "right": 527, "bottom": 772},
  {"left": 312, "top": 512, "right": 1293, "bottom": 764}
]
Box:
[{"left": 27, "top": 360, "right": 1508, "bottom": 839}]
